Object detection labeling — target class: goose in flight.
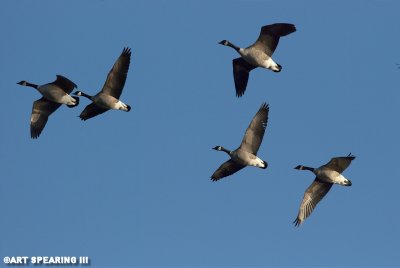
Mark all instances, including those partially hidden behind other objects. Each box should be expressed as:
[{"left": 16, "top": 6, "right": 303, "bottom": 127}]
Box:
[
  {"left": 74, "top": 47, "right": 131, "bottom": 121},
  {"left": 17, "top": 75, "right": 79, "bottom": 138},
  {"left": 219, "top": 23, "right": 296, "bottom": 97},
  {"left": 293, "top": 154, "right": 356, "bottom": 226},
  {"left": 211, "top": 102, "right": 269, "bottom": 181}
]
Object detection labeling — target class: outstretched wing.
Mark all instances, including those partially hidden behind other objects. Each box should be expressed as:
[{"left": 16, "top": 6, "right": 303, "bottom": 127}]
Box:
[
  {"left": 30, "top": 98, "right": 61, "bottom": 139},
  {"left": 211, "top": 159, "right": 245, "bottom": 181},
  {"left": 79, "top": 103, "right": 108, "bottom": 121},
  {"left": 50, "top": 75, "right": 77, "bottom": 94},
  {"left": 239, "top": 102, "right": 269, "bottom": 155},
  {"left": 101, "top": 47, "right": 131, "bottom": 99},
  {"left": 322, "top": 154, "right": 356, "bottom": 173},
  {"left": 293, "top": 179, "right": 333, "bottom": 226},
  {"left": 252, "top": 23, "right": 296, "bottom": 56},
  {"left": 232, "top": 58, "right": 257, "bottom": 97}
]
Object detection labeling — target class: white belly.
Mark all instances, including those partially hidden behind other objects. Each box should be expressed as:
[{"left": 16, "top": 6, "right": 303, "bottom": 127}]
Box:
[
  {"left": 315, "top": 169, "right": 350, "bottom": 185},
  {"left": 94, "top": 94, "right": 129, "bottom": 111},
  {"left": 247, "top": 156, "right": 266, "bottom": 168},
  {"left": 231, "top": 150, "right": 266, "bottom": 168},
  {"left": 263, "top": 57, "right": 279, "bottom": 70}
]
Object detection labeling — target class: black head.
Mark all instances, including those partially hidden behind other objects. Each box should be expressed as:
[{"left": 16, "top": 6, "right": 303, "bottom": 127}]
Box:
[
  {"left": 73, "top": 91, "right": 82, "bottom": 96},
  {"left": 212, "top": 146, "right": 222, "bottom": 151},
  {"left": 218, "top": 40, "right": 229, "bottom": 46},
  {"left": 294, "top": 165, "right": 304, "bottom": 170},
  {"left": 17, "top": 81, "right": 27, "bottom": 86}
]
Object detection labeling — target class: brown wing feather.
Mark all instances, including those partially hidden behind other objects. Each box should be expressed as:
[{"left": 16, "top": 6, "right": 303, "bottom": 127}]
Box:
[
  {"left": 232, "top": 58, "right": 257, "bottom": 97},
  {"left": 101, "top": 47, "right": 131, "bottom": 99},
  {"left": 30, "top": 98, "right": 61, "bottom": 139},
  {"left": 211, "top": 159, "right": 245, "bottom": 181},
  {"left": 239, "top": 103, "right": 269, "bottom": 155},
  {"left": 293, "top": 179, "right": 333, "bottom": 226},
  {"left": 50, "top": 75, "right": 77, "bottom": 94},
  {"left": 322, "top": 154, "right": 356, "bottom": 173},
  {"left": 253, "top": 23, "right": 296, "bottom": 56},
  {"left": 79, "top": 103, "right": 108, "bottom": 121}
]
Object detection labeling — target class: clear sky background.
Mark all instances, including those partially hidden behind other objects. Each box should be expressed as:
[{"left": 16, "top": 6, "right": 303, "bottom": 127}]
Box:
[{"left": 1, "top": 0, "right": 399, "bottom": 267}]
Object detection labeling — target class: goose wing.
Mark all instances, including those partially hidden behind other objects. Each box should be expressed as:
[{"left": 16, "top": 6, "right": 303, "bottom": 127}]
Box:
[
  {"left": 101, "top": 47, "right": 131, "bottom": 99},
  {"left": 322, "top": 154, "right": 356, "bottom": 173},
  {"left": 293, "top": 179, "right": 333, "bottom": 226},
  {"left": 30, "top": 97, "right": 61, "bottom": 139},
  {"left": 252, "top": 23, "right": 296, "bottom": 56},
  {"left": 79, "top": 103, "right": 108, "bottom": 121},
  {"left": 50, "top": 75, "right": 77, "bottom": 94},
  {"left": 232, "top": 58, "right": 257, "bottom": 97},
  {"left": 239, "top": 102, "right": 269, "bottom": 155},
  {"left": 211, "top": 159, "right": 245, "bottom": 181}
]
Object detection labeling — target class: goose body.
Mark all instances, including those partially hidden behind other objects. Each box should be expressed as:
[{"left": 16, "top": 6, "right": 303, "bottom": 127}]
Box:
[
  {"left": 219, "top": 23, "right": 296, "bottom": 97},
  {"left": 313, "top": 168, "right": 350, "bottom": 185},
  {"left": 75, "top": 47, "right": 132, "bottom": 121},
  {"left": 238, "top": 46, "right": 280, "bottom": 71},
  {"left": 211, "top": 102, "right": 269, "bottom": 181},
  {"left": 17, "top": 75, "right": 79, "bottom": 138},
  {"left": 37, "top": 83, "right": 78, "bottom": 106},
  {"left": 230, "top": 149, "right": 266, "bottom": 168},
  {"left": 293, "top": 154, "right": 355, "bottom": 226}
]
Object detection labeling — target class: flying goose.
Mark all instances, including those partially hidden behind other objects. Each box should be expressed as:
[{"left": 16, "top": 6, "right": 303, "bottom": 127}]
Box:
[
  {"left": 17, "top": 75, "right": 79, "bottom": 139},
  {"left": 211, "top": 102, "right": 269, "bottom": 181},
  {"left": 74, "top": 47, "right": 131, "bottom": 121},
  {"left": 293, "top": 154, "right": 356, "bottom": 226},
  {"left": 219, "top": 23, "right": 296, "bottom": 97}
]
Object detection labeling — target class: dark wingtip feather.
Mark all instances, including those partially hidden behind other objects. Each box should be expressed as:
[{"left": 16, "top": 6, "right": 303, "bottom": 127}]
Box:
[
  {"left": 347, "top": 152, "right": 356, "bottom": 159},
  {"left": 236, "top": 91, "right": 244, "bottom": 98},
  {"left": 122, "top": 47, "right": 132, "bottom": 55},
  {"left": 293, "top": 218, "right": 301, "bottom": 227},
  {"left": 260, "top": 102, "right": 269, "bottom": 111},
  {"left": 30, "top": 131, "right": 40, "bottom": 139}
]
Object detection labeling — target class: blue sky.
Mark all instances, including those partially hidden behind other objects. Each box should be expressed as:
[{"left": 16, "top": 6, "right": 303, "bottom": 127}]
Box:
[{"left": 1, "top": 0, "right": 400, "bottom": 267}]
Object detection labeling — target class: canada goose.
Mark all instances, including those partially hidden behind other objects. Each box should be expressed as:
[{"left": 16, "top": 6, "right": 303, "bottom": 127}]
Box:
[
  {"left": 211, "top": 102, "right": 269, "bottom": 181},
  {"left": 293, "top": 154, "right": 355, "bottom": 226},
  {"left": 74, "top": 47, "right": 131, "bottom": 121},
  {"left": 17, "top": 75, "right": 79, "bottom": 139},
  {"left": 219, "top": 23, "right": 296, "bottom": 97}
]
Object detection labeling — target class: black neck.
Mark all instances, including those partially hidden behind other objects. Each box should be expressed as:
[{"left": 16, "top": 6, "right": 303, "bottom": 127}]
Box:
[
  {"left": 226, "top": 41, "right": 240, "bottom": 52},
  {"left": 25, "top": 82, "right": 38, "bottom": 89},
  {"left": 300, "top": 166, "right": 315, "bottom": 172},
  {"left": 220, "top": 146, "right": 232, "bottom": 155},
  {"left": 80, "top": 92, "right": 93, "bottom": 100}
]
